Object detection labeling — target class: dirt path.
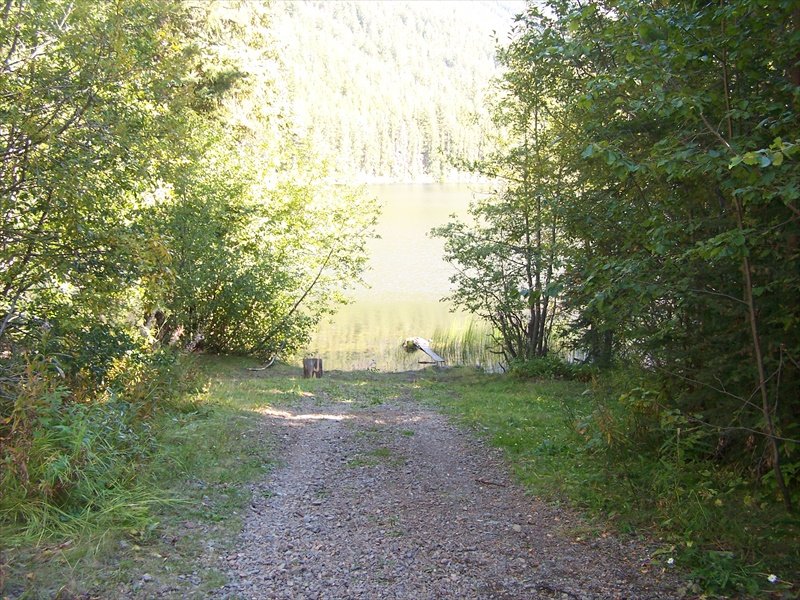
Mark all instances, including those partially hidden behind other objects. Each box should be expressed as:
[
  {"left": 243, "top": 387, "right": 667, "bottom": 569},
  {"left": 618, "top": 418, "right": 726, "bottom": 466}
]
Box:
[{"left": 212, "top": 388, "right": 682, "bottom": 599}]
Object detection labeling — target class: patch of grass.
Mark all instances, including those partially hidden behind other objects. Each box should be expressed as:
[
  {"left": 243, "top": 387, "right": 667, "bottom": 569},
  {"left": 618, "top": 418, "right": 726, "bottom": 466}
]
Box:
[
  {"left": 416, "top": 367, "right": 800, "bottom": 598},
  {"left": 0, "top": 354, "right": 279, "bottom": 598},
  {"left": 371, "top": 446, "right": 394, "bottom": 459},
  {"left": 348, "top": 445, "right": 405, "bottom": 469},
  {"left": 0, "top": 351, "right": 196, "bottom": 549},
  {"left": 347, "top": 455, "right": 381, "bottom": 468},
  {"left": 431, "top": 319, "right": 496, "bottom": 368},
  {"left": 508, "top": 355, "right": 595, "bottom": 382}
]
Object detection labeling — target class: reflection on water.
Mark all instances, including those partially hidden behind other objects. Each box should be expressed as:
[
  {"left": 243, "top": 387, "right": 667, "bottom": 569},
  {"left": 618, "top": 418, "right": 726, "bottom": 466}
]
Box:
[
  {"left": 309, "top": 299, "right": 482, "bottom": 371},
  {"left": 306, "top": 183, "right": 493, "bottom": 371}
]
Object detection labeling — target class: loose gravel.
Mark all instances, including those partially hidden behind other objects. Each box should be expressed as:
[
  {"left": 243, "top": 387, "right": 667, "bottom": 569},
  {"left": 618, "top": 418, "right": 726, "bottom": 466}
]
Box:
[{"left": 210, "top": 384, "right": 684, "bottom": 599}]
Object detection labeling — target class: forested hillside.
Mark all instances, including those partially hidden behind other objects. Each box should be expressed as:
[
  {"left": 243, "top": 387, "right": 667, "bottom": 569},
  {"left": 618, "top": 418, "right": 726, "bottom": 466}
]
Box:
[{"left": 270, "top": 1, "right": 523, "bottom": 181}]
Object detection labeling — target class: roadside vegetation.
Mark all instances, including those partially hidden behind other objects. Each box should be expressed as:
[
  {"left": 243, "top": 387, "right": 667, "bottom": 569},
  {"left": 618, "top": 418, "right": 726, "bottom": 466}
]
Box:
[
  {"left": 0, "top": 357, "right": 414, "bottom": 598},
  {"left": 0, "top": 356, "right": 269, "bottom": 597},
  {"left": 3, "top": 353, "right": 798, "bottom": 597},
  {"left": 422, "top": 365, "right": 799, "bottom": 597},
  {"left": 433, "top": 2, "right": 799, "bottom": 595}
]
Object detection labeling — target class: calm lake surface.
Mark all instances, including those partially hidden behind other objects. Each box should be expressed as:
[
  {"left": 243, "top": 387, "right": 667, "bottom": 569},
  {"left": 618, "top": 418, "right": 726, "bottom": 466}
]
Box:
[{"left": 306, "top": 183, "right": 491, "bottom": 371}]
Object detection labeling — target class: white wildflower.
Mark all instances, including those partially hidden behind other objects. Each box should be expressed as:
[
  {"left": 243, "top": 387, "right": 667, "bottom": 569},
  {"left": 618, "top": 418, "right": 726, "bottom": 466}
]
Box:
[
  {"left": 767, "top": 574, "right": 778, "bottom": 584},
  {"left": 667, "top": 557, "right": 675, "bottom": 566}
]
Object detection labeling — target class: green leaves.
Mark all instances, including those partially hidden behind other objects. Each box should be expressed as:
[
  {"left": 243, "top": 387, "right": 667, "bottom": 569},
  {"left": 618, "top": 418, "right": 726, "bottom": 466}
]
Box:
[
  {"left": 738, "top": 151, "right": 770, "bottom": 167},
  {"left": 686, "top": 229, "right": 750, "bottom": 261},
  {"left": 1, "top": 0, "right": 198, "bottom": 341},
  {"left": 433, "top": 26, "right": 569, "bottom": 362},
  {"left": 495, "top": 0, "right": 800, "bottom": 523},
  {"left": 730, "top": 138, "right": 797, "bottom": 170}
]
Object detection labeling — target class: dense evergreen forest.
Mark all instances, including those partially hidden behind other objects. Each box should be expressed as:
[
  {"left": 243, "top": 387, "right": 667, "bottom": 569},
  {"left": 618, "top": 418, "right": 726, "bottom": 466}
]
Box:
[{"left": 270, "top": 0, "right": 521, "bottom": 181}]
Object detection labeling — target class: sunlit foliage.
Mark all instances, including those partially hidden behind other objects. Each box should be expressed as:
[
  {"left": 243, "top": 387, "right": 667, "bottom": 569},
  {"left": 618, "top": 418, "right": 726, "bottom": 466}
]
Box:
[
  {"left": 439, "top": 0, "right": 799, "bottom": 512},
  {"left": 1, "top": 0, "right": 375, "bottom": 530}
]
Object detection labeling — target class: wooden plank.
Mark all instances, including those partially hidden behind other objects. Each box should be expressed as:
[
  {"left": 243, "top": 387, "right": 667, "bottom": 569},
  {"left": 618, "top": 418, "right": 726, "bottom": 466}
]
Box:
[{"left": 410, "top": 337, "right": 446, "bottom": 365}]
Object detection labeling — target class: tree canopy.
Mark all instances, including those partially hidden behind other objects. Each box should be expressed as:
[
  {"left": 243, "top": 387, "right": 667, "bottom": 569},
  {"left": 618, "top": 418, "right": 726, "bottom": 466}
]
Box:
[
  {"left": 437, "top": 0, "right": 799, "bottom": 510},
  {"left": 1, "top": 0, "right": 376, "bottom": 522}
]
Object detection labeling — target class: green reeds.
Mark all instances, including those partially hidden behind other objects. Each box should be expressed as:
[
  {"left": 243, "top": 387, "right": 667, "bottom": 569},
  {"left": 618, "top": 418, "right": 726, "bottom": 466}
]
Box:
[{"left": 431, "top": 319, "right": 496, "bottom": 368}]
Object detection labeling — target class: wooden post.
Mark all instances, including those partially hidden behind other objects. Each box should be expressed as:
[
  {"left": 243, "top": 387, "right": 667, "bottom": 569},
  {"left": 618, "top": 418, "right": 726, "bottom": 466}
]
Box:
[{"left": 303, "top": 358, "right": 323, "bottom": 378}]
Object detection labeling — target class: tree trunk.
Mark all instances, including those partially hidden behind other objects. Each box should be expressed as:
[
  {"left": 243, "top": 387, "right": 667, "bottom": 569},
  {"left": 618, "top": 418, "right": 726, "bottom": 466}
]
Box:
[{"left": 734, "top": 199, "right": 792, "bottom": 512}]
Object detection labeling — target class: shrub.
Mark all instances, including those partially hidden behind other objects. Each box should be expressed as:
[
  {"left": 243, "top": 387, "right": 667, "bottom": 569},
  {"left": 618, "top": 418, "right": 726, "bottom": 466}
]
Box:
[
  {"left": 0, "top": 327, "right": 192, "bottom": 539},
  {"left": 508, "top": 355, "right": 595, "bottom": 381}
]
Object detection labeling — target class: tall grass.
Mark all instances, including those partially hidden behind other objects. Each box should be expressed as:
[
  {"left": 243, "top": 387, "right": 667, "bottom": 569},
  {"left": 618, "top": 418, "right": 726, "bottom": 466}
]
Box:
[
  {"left": 0, "top": 355, "right": 277, "bottom": 597},
  {"left": 431, "top": 319, "right": 497, "bottom": 369},
  {"left": 0, "top": 347, "right": 193, "bottom": 546}
]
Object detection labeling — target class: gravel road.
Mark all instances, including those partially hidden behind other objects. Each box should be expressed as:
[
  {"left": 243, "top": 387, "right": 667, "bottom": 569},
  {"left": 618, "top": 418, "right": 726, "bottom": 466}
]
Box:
[{"left": 212, "top": 384, "right": 683, "bottom": 599}]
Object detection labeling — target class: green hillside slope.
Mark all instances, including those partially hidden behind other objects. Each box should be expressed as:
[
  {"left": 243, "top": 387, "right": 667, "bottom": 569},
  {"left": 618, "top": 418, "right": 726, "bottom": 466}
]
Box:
[{"left": 270, "top": 0, "right": 523, "bottom": 181}]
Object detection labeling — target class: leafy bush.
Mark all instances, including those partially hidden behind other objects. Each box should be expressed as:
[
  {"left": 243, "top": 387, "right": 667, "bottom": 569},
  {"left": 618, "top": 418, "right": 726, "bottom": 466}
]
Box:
[
  {"left": 572, "top": 370, "right": 800, "bottom": 593},
  {"left": 0, "top": 329, "right": 192, "bottom": 539},
  {"left": 508, "top": 355, "right": 595, "bottom": 381}
]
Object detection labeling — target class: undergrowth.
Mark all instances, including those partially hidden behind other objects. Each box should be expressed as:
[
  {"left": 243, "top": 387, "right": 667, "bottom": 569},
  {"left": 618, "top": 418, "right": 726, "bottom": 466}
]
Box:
[
  {"left": 508, "top": 354, "right": 595, "bottom": 381},
  {"left": 421, "top": 367, "right": 799, "bottom": 598},
  {"left": 1, "top": 341, "right": 189, "bottom": 544},
  {"left": 0, "top": 354, "right": 274, "bottom": 598},
  {"left": 0, "top": 355, "right": 411, "bottom": 597}
]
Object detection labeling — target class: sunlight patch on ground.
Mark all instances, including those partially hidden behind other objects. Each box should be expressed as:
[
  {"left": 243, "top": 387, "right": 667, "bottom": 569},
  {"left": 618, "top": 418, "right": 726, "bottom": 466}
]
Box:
[
  {"left": 264, "top": 388, "right": 316, "bottom": 398},
  {"left": 256, "top": 407, "right": 350, "bottom": 422},
  {"left": 401, "top": 416, "right": 424, "bottom": 423}
]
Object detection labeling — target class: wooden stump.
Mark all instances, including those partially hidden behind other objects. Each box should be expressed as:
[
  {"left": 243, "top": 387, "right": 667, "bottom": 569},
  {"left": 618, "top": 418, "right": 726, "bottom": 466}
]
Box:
[{"left": 303, "top": 358, "right": 323, "bottom": 378}]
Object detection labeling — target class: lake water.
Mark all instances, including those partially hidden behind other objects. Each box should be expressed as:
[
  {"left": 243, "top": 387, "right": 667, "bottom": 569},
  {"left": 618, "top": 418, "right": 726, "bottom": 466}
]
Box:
[{"left": 306, "top": 183, "right": 493, "bottom": 371}]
